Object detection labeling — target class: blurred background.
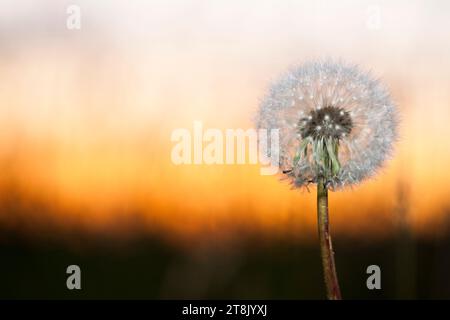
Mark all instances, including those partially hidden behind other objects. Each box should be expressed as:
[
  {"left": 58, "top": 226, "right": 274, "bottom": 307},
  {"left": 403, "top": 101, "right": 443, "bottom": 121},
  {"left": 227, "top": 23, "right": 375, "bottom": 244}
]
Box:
[{"left": 1, "top": 0, "right": 450, "bottom": 299}]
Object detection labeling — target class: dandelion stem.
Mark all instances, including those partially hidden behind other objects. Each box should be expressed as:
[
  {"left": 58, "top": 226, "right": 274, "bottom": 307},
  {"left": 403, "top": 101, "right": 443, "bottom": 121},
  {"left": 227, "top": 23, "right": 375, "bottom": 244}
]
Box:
[{"left": 317, "top": 177, "right": 342, "bottom": 300}]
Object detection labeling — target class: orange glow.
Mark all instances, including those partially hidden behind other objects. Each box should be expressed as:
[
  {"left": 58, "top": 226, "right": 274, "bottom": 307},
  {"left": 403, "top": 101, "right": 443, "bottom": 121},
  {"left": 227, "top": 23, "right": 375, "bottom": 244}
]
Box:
[{"left": 1, "top": 1, "right": 450, "bottom": 244}]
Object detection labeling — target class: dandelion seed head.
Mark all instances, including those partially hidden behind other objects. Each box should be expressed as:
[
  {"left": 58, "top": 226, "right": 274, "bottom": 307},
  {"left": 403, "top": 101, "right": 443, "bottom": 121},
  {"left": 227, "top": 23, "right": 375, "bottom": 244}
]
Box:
[{"left": 256, "top": 60, "right": 399, "bottom": 188}]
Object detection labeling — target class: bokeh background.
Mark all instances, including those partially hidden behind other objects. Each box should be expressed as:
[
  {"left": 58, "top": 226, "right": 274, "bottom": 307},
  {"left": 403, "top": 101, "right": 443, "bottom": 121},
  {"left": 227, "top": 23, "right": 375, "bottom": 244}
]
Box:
[{"left": 1, "top": 0, "right": 450, "bottom": 299}]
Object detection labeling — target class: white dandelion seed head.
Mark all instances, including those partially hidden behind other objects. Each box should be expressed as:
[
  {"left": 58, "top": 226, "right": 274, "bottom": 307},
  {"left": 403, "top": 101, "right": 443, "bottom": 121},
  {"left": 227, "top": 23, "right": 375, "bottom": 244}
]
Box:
[{"left": 255, "top": 60, "right": 399, "bottom": 189}]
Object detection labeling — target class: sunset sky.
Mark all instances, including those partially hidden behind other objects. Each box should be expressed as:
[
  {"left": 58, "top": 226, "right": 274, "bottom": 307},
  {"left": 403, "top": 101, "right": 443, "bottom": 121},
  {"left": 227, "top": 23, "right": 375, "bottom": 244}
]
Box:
[{"left": 1, "top": 0, "right": 450, "bottom": 245}]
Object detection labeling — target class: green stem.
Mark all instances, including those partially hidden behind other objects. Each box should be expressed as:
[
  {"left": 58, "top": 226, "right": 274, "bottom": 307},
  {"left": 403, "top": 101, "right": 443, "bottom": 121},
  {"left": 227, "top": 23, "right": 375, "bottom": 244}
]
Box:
[{"left": 317, "top": 177, "right": 342, "bottom": 300}]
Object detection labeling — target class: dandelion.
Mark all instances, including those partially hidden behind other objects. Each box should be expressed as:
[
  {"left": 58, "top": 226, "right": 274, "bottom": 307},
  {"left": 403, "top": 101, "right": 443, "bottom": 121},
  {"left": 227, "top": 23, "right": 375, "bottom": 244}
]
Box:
[{"left": 256, "top": 60, "right": 398, "bottom": 299}]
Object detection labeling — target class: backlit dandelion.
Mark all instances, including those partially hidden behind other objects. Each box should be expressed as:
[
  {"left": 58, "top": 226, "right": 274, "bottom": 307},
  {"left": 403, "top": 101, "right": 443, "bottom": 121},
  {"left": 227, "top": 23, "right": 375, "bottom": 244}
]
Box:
[{"left": 256, "top": 60, "right": 398, "bottom": 299}]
